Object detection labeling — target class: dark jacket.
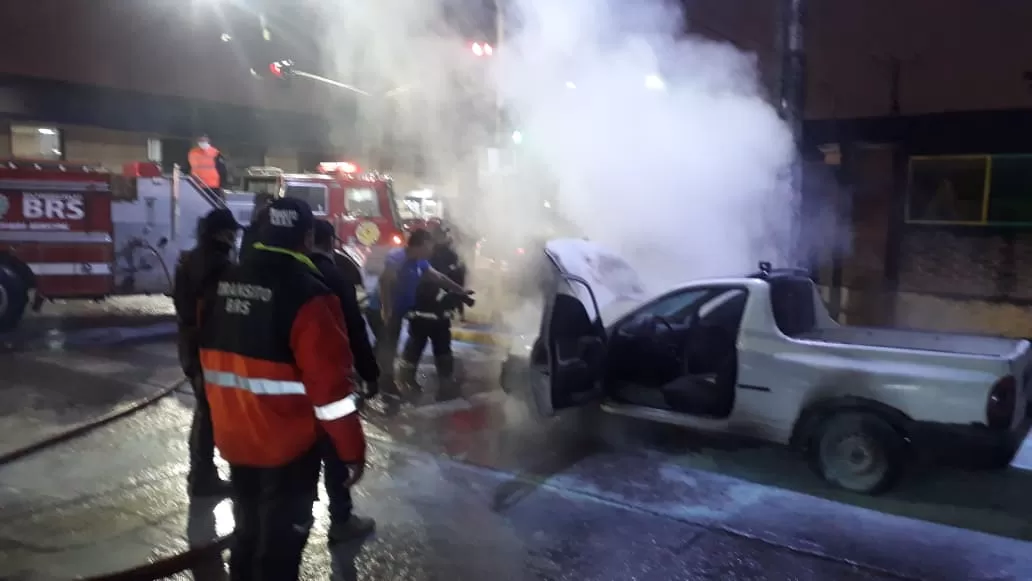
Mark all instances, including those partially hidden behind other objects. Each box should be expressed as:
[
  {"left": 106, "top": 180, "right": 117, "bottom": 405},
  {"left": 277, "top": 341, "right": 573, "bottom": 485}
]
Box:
[
  {"left": 430, "top": 243, "right": 465, "bottom": 287},
  {"left": 310, "top": 251, "right": 380, "bottom": 384},
  {"left": 215, "top": 154, "right": 228, "bottom": 189},
  {"left": 412, "top": 243, "right": 467, "bottom": 318},
  {"left": 173, "top": 241, "right": 235, "bottom": 378},
  {"left": 239, "top": 206, "right": 269, "bottom": 264}
]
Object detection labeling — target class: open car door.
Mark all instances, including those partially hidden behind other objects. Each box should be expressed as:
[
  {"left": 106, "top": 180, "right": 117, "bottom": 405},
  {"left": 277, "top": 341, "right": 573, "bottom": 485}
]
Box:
[{"left": 528, "top": 239, "right": 647, "bottom": 416}]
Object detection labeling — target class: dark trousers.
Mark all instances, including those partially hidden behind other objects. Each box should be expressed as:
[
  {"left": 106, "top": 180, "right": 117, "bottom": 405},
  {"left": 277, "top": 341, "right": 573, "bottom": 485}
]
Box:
[
  {"left": 320, "top": 437, "right": 354, "bottom": 523},
  {"left": 402, "top": 316, "right": 458, "bottom": 399},
  {"left": 364, "top": 307, "right": 384, "bottom": 343},
  {"left": 188, "top": 375, "right": 218, "bottom": 487},
  {"left": 229, "top": 446, "right": 321, "bottom": 581},
  {"left": 401, "top": 317, "right": 453, "bottom": 366},
  {"left": 371, "top": 310, "right": 405, "bottom": 391}
]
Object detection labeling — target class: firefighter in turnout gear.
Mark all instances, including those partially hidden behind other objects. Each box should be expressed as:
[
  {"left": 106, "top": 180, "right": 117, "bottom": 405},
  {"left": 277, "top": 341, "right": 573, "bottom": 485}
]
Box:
[
  {"left": 199, "top": 198, "right": 367, "bottom": 581},
  {"left": 398, "top": 224, "right": 473, "bottom": 402},
  {"left": 173, "top": 208, "right": 240, "bottom": 497}
]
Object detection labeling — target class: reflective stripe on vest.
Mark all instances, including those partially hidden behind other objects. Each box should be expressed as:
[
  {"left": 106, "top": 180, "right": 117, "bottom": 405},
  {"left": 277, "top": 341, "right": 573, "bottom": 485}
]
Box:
[
  {"left": 205, "top": 370, "right": 305, "bottom": 395},
  {"left": 205, "top": 369, "right": 359, "bottom": 420}
]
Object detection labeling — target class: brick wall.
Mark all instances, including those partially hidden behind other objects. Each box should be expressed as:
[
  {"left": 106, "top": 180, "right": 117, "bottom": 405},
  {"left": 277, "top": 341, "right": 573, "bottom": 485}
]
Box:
[{"left": 840, "top": 145, "right": 896, "bottom": 325}]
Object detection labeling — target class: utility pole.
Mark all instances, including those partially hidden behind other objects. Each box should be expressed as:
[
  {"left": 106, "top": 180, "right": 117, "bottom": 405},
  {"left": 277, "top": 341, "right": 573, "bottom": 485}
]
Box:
[
  {"left": 495, "top": 0, "right": 505, "bottom": 147},
  {"left": 779, "top": 0, "right": 808, "bottom": 272},
  {"left": 779, "top": 0, "right": 807, "bottom": 149}
]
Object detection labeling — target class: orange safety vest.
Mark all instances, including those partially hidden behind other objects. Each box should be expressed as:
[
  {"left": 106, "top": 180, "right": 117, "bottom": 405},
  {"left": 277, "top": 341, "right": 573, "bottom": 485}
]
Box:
[
  {"left": 188, "top": 146, "right": 221, "bottom": 188},
  {"left": 199, "top": 246, "right": 366, "bottom": 467}
]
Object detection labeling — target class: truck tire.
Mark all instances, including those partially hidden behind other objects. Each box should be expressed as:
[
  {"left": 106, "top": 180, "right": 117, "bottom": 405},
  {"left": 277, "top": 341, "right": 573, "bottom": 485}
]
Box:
[
  {"left": 0, "top": 264, "right": 29, "bottom": 332},
  {"left": 811, "top": 411, "right": 905, "bottom": 495}
]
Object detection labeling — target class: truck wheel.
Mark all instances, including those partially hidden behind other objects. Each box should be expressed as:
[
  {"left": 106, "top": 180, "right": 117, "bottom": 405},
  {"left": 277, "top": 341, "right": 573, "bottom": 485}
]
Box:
[
  {"left": 812, "top": 411, "right": 905, "bottom": 495},
  {"left": 0, "top": 264, "right": 29, "bottom": 332}
]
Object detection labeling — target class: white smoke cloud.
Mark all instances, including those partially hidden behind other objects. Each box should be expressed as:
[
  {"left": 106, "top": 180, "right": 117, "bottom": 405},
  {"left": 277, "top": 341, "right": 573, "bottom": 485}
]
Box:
[
  {"left": 314, "top": 0, "right": 801, "bottom": 295},
  {"left": 496, "top": 0, "right": 799, "bottom": 290}
]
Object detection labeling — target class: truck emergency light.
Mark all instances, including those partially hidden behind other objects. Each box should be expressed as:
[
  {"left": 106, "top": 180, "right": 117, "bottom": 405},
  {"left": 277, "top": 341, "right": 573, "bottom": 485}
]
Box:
[{"left": 317, "top": 161, "right": 360, "bottom": 174}]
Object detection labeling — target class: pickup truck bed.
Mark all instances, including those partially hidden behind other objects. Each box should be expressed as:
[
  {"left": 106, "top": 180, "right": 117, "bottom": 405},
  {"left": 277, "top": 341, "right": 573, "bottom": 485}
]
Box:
[{"left": 797, "top": 326, "right": 1025, "bottom": 358}]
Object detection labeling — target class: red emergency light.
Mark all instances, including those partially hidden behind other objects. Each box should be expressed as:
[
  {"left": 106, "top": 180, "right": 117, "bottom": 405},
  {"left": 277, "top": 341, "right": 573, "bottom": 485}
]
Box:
[{"left": 317, "top": 161, "right": 360, "bottom": 174}]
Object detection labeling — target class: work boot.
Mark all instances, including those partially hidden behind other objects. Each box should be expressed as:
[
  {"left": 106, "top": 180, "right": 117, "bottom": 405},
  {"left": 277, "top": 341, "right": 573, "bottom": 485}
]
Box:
[
  {"left": 328, "top": 515, "right": 376, "bottom": 544},
  {"left": 435, "top": 354, "right": 462, "bottom": 402}
]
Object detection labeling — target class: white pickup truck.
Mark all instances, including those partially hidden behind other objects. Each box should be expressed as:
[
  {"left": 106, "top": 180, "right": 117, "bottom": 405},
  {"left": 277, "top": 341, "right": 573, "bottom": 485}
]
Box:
[{"left": 501, "top": 239, "right": 1032, "bottom": 494}]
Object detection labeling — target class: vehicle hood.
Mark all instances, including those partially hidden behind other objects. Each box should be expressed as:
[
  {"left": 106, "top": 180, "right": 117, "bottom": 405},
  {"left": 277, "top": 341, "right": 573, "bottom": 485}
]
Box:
[{"left": 544, "top": 238, "right": 650, "bottom": 326}]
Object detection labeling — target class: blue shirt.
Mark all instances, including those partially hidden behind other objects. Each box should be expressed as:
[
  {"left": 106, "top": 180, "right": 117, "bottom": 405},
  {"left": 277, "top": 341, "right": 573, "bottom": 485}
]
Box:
[{"left": 368, "top": 248, "right": 430, "bottom": 314}]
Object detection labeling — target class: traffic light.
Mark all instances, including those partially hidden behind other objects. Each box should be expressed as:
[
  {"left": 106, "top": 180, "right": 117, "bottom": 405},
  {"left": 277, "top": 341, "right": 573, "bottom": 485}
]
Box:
[
  {"left": 268, "top": 60, "right": 295, "bottom": 81},
  {"left": 470, "top": 42, "right": 494, "bottom": 57}
]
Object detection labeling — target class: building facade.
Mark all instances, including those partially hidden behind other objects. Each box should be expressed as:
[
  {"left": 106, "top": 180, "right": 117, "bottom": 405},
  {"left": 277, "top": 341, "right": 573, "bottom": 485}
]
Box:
[
  {"left": 6, "top": 0, "right": 1032, "bottom": 335},
  {"left": 0, "top": 0, "right": 368, "bottom": 177}
]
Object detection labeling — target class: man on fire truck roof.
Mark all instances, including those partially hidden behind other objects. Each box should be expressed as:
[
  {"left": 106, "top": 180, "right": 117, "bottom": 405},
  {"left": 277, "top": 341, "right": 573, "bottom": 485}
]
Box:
[
  {"left": 187, "top": 134, "right": 228, "bottom": 194},
  {"left": 199, "top": 197, "right": 367, "bottom": 579}
]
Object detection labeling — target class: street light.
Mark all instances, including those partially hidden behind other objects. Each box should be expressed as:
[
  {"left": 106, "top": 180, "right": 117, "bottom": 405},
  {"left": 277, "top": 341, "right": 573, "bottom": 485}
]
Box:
[
  {"left": 644, "top": 74, "right": 665, "bottom": 91},
  {"left": 269, "top": 60, "right": 294, "bottom": 80},
  {"left": 471, "top": 42, "right": 494, "bottom": 57},
  {"left": 565, "top": 81, "right": 577, "bottom": 89}
]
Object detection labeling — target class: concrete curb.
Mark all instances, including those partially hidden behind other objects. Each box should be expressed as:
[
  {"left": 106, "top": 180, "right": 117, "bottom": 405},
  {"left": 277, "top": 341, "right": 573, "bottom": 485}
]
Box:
[{"left": 451, "top": 326, "right": 510, "bottom": 346}]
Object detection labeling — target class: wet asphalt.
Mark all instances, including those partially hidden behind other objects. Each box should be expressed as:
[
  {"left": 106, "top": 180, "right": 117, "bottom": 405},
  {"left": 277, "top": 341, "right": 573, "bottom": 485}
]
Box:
[{"left": 0, "top": 299, "right": 1031, "bottom": 580}]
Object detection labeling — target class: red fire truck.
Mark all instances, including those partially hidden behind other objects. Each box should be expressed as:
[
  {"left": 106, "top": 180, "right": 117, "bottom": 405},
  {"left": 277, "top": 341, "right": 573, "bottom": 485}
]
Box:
[
  {"left": 237, "top": 161, "right": 406, "bottom": 272},
  {"left": 0, "top": 159, "right": 228, "bottom": 330}
]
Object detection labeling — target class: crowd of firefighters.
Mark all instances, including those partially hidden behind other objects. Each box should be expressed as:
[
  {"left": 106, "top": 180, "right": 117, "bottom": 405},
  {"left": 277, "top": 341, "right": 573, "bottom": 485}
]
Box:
[{"left": 172, "top": 162, "right": 474, "bottom": 579}]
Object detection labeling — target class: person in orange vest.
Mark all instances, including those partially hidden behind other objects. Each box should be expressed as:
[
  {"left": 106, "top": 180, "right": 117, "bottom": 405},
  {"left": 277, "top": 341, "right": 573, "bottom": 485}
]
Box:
[
  {"left": 187, "top": 134, "right": 228, "bottom": 195},
  {"left": 199, "top": 197, "right": 368, "bottom": 580}
]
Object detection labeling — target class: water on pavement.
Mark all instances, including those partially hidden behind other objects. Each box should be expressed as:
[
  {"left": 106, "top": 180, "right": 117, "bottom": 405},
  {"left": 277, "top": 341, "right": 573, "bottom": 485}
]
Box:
[{"left": 0, "top": 321, "right": 1030, "bottom": 579}]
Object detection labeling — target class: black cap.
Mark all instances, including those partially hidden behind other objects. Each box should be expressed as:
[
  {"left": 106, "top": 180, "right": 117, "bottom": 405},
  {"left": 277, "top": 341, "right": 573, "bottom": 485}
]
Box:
[
  {"left": 199, "top": 208, "right": 240, "bottom": 239},
  {"left": 407, "top": 228, "right": 434, "bottom": 248},
  {"left": 313, "top": 220, "right": 337, "bottom": 247},
  {"left": 258, "top": 197, "right": 315, "bottom": 248}
]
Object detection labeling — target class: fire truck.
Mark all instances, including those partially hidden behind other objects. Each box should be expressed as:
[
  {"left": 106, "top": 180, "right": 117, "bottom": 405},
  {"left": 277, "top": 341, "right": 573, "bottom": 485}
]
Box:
[
  {"left": 0, "top": 159, "right": 226, "bottom": 330},
  {"left": 396, "top": 187, "right": 445, "bottom": 232},
  {"left": 233, "top": 161, "right": 406, "bottom": 273}
]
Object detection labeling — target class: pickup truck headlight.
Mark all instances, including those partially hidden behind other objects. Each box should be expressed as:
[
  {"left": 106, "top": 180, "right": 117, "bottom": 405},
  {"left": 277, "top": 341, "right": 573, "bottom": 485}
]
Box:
[{"left": 987, "top": 375, "right": 1017, "bottom": 430}]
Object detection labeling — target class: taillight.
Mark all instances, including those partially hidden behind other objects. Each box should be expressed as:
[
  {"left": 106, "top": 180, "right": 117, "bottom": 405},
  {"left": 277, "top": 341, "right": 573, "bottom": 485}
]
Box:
[
  {"left": 391, "top": 234, "right": 403, "bottom": 245},
  {"left": 987, "top": 375, "right": 1017, "bottom": 429}
]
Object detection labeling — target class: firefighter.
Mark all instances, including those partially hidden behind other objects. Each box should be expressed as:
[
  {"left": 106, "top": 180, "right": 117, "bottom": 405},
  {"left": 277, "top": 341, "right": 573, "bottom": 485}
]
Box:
[
  {"left": 199, "top": 198, "right": 368, "bottom": 581},
  {"left": 398, "top": 223, "right": 473, "bottom": 401},
  {"left": 240, "top": 192, "right": 275, "bottom": 262},
  {"left": 173, "top": 208, "right": 240, "bottom": 497},
  {"left": 187, "top": 134, "right": 228, "bottom": 196},
  {"left": 309, "top": 219, "right": 378, "bottom": 542},
  {"left": 369, "top": 229, "right": 472, "bottom": 398}
]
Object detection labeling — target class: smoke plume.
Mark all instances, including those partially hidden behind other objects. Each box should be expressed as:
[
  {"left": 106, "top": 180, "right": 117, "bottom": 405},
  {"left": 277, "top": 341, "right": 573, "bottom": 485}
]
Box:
[{"left": 315, "top": 0, "right": 801, "bottom": 296}]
